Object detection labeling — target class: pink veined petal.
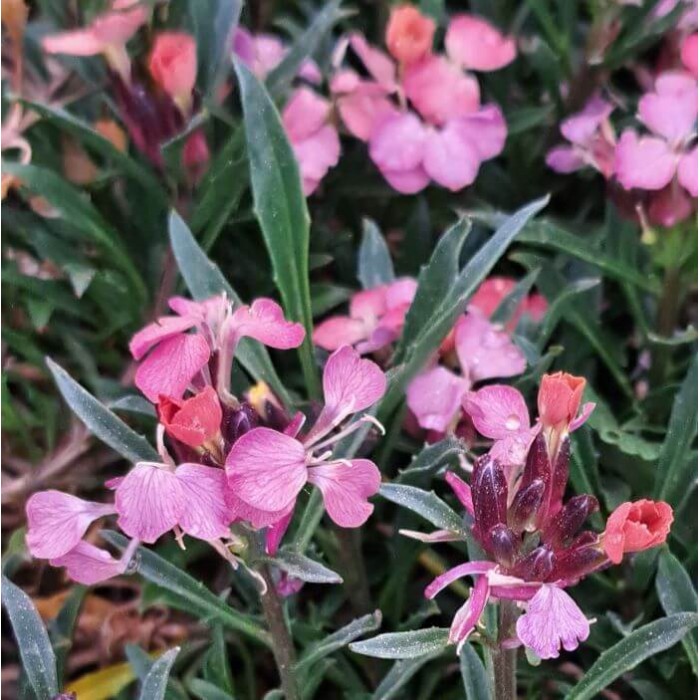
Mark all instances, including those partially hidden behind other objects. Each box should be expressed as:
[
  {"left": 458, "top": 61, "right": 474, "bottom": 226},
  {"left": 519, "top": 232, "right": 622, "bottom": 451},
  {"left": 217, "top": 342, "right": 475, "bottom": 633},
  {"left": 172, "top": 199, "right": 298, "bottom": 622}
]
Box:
[
  {"left": 462, "top": 385, "right": 530, "bottom": 440},
  {"left": 379, "top": 164, "right": 431, "bottom": 194},
  {"left": 449, "top": 576, "right": 491, "bottom": 650},
  {"left": 292, "top": 124, "right": 341, "bottom": 187},
  {"left": 546, "top": 146, "right": 586, "bottom": 173},
  {"left": 569, "top": 402, "right": 596, "bottom": 432},
  {"left": 225, "top": 428, "right": 308, "bottom": 512},
  {"left": 129, "top": 315, "right": 198, "bottom": 360},
  {"left": 425, "top": 561, "right": 495, "bottom": 599},
  {"left": 307, "top": 459, "right": 381, "bottom": 527},
  {"left": 91, "top": 5, "right": 148, "bottom": 45},
  {"left": 175, "top": 464, "right": 231, "bottom": 541},
  {"left": 560, "top": 96, "right": 614, "bottom": 146},
  {"left": 135, "top": 333, "right": 211, "bottom": 402},
  {"left": 369, "top": 112, "right": 427, "bottom": 173},
  {"left": 266, "top": 509, "right": 295, "bottom": 555},
  {"left": 26, "top": 491, "right": 116, "bottom": 559},
  {"left": 229, "top": 299, "right": 305, "bottom": 349},
  {"left": 445, "top": 471, "right": 474, "bottom": 516},
  {"left": 313, "top": 316, "right": 371, "bottom": 351},
  {"left": 407, "top": 365, "right": 468, "bottom": 432},
  {"left": 452, "top": 104, "right": 508, "bottom": 161},
  {"left": 489, "top": 429, "right": 539, "bottom": 469},
  {"left": 614, "top": 130, "right": 677, "bottom": 191},
  {"left": 42, "top": 29, "right": 106, "bottom": 56},
  {"left": 350, "top": 286, "right": 390, "bottom": 321},
  {"left": 638, "top": 84, "right": 698, "bottom": 144},
  {"left": 515, "top": 585, "right": 590, "bottom": 659},
  {"left": 50, "top": 541, "right": 128, "bottom": 585},
  {"left": 283, "top": 87, "right": 331, "bottom": 142},
  {"left": 445, "top": 14, "right": 517, "bottom": 71},
  {"left": 337, "top": 90, "right": 397, "bottom": 142},
  {"left": 348, "top": 33, "right": 397, "bottom": 90},
  {"left": 455, "top": 312, "right": 526, "bottom": 383},
  {"left": 678, "top": 146, "right": 698, "bottom": 196},
  {"left": 168, "top": 295, "right": 229, "bottom": 325},
  {"left": 227, "top": 491, "right": 295, "bottom": 528},
  {"left": 423, "top": 121, "right": 482, "bottom": 191},
  {"left": 403, "top": 55, "right": 480, "bottom": 125},
  {"left": 115, "top": 464, "right": 185, "bottom": 543}
]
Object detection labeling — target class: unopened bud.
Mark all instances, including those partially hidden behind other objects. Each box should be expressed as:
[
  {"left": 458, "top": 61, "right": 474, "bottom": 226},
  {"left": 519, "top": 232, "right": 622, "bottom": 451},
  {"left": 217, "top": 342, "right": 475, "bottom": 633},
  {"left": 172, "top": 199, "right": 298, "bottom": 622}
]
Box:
[
  {"left": 508, "top": 478, "right": 546, "bottom": 533},
  {"left": 550, "top": 543, "right": 607, "bottom": 583},
  {"left": 543, "top": 495, "right": 599, "bottom": 549},
  {"left": 471, "top": 455, "right": 508, "bottom": 545},
  {"left": 512, "top": 546, "right": 554, "bottom": 581},
  {"left": 488, "top": 524, "right": 520, "bottom": 568}
]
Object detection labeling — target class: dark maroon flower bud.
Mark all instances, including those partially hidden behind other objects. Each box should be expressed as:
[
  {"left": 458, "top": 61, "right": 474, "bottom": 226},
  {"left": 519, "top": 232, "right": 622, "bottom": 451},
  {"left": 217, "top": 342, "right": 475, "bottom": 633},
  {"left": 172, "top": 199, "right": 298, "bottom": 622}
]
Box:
[
  {"left": 570, "top": 530, "right": 598, "bottom": 548},
  {"left": 549, "top": 542, "right": 607, "bottom": 583},
  {"left": 488, "top": 524, "right": 520, "bottom": 567},
  {"left": 512, "top": 546, "right": 554, "bottom": 581},
  {"left": 520, "top": 432, "right": 553, "bottom": 528},
  {"left": 471, "top": 455, "right": 508, "bottom": 545},
  {"left": 546, "top": 435, "right": 571, "bottom": 518},
  {"left": 223, "top": 402, "right": 259, "bottom": 448},
  {"left": 508, "top": 478, "right": 546, "bottom": 533},
  {"left": 543, "top": 495, "right": 599, "bottom": 549}
]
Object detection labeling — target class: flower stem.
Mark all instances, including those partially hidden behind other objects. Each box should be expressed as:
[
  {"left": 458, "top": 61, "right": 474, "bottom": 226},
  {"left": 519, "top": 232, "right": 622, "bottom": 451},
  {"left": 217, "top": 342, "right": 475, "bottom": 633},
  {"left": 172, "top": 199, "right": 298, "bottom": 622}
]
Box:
[
  {"left": 334, "top": 527, "right": 372, "bottom": 615},
  {"left": 651, "top": 264, "right": 682, "bottom": 387},
  {"left": 492, "top": 600, "right": 519, "bottom": 700},
  {"left": 258, "top": 563, "right": 300, "bottom": 700}
]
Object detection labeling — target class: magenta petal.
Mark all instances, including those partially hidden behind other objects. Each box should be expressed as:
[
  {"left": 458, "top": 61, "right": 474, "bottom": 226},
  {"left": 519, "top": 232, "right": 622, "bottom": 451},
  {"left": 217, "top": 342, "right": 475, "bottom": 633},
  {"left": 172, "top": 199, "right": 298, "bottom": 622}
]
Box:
[
  {"left": 307, "top": 458, "right": 381, "bottom": 527},
  {"left": 292, "top": 125, "right": 341, "bottom": 192},
  {"left": 230, "top": 299, "right": 305, "bottom": 349},
  {"left": 266, "top": 510, "right": 295, "bottom": 555},
  {"left": 407, "top": 366, "right": 467, "bottom": 432},
  {"left": 560, "top": 96, "right": 613, "bottom": 145},
  {"left": 569, "top": 402, "right": 596, "bottom": 432},
  {"left": 322, "top": 346, "right": 387, "bottom": 415},
  {"left": 134, "top": 333, "right": 210, "bottom": 402},
  {"left": 445, "top": 471, "right": 475, "bottom": 516},
  {"left": 380, "top": 164, "right": 431, "bottom": 194},
  {"left": 678, "top": 146, "right": 698, "bottom": 197},
  {"left": 423, "top": 121, "right": 481, "bottom": 191},
  {"left": 26, "top": 491, "right": 115, "bottom": 559},
  {"left": 313, "top": 316, "right": 371, "bottom": 351},
  {"left": 227, "top": 491, "right": 295, "bottom": 528},
  {"left": 546, "top": 146, "right": 585, "bottom": 173},
  {"left": 369, "top": 112, "right": 427, "bottom": 173},
  {"left": 129, "top": 316, "right": 197, "bottom": 360},
  {"left": 515, "top": 585, "right": 590, "bottom": 659},
  {"left": 449, "top": 576, "right": 491, "bottom": 648},
  {"left": 225, "top": 428, "right": 308, "bottom": 512},
  {"left": 50, "top": 541, "right": 128, "bottom": 585},
  {"left": 454, "top": 105, "right": 508, "bottom": 161},
  {"left": 175, "top": 464, "right": 231, "bottom": 541},
  {"left": 639, "top": 72, "right": 698, "bottom": 143},
  {"left": 489, "top": 430, "right": 538, "bottom": 469},
  {"left": 337, "top": 91, "right": 397, "bottom": 142},
  {"left": 614, "top": 130, "right": 677, "bottom": 191},
  {"left": 350, "top": 286, "right": 390, "bottom": 321},
  {"left": 115, "top": 464, "right": 185, "bottom": 543},
  {"left": 43, "top": 29, "right": 106, "bottom": 56},
  {"left": 425, "top": 561, "right": 494, "bottom": 599},
  {"left": 283, "top": 87, "right": 331, "bottom": 141},
  {"left": 445, "top": 14, "right": 517, "bottom": 71},
  {"left": 348, "top": 33, "right": 397, "bottom": 90},
  {"left": 462, "top": 385, "right": 530, "bottom": 440}
]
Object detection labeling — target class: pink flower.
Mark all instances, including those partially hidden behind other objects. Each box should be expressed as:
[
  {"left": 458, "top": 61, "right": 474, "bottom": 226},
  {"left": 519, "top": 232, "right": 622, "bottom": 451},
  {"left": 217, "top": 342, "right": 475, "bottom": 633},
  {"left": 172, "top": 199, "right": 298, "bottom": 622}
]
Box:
[
  {"left": 148, "top": 32, "right": 197, "bottom": 113},
  {"left": 444, "top": 14, "right": 517, "bottom": 72},
  {"left": 157, "top": 385, "right": 222, "bottom": 448},
  {"left": 129, "top": 295, "right": 304, "bottom": 401},
  {"left": 469, "top": 276, "right": 548, "bottom": 331},
  {"left": 406, "top": 366, "right": 468, "bottom": 433},
  {"left": 681, "top": 33, "right": 698, "bottom": 78},
  {"left": 282, "top": 87, "right": 341, "bottom": 195},
  {"left": 226, "top": 346, "right": 386, "bottom": 527},
  {"left": 42, "top": 0, "right": 148, "bottom": 80},
  {"left": 546, "top": 96, "right": 617, "bottom": 178},
  {"left": 50, "top": 541, "right": 132, "bottom": 586},
  {"left": 515, "top": 585, "right": 590, "bottom": 659},
  {"left": 615, "top": 71, "right": 698, "bottom": 196},
  {"left": 385, "top": 5, "right": 435, "bottom": 66},
  {"left": 313, "top": 278, "right": 418, "bottom": 354}
]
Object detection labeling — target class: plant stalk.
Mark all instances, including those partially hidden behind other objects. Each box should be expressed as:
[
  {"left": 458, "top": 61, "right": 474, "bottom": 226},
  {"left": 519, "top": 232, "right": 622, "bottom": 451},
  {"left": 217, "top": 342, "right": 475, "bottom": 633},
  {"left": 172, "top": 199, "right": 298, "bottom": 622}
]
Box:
[
  {"left": 258, "top": 563, "right": 300, "bottom": 700},
  {"left": 651, "top": 264, "right": 682, "bottom": 387},
  {"left": 334, "top": 526, "right": 372, "bottom": 615},
  {"left": 492, "top": 600, "right": 519, "bottom": 700}
]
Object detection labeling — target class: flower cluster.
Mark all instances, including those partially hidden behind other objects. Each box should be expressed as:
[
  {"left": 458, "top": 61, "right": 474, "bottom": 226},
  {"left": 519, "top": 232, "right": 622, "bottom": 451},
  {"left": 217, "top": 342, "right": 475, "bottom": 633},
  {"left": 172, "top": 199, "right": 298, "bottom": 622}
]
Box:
[
  {"left": 418, "top": 372, "right": 673, "bottom": 658},
  {"left": 25, "top": 294, "right": 387, "bottom": 586}
]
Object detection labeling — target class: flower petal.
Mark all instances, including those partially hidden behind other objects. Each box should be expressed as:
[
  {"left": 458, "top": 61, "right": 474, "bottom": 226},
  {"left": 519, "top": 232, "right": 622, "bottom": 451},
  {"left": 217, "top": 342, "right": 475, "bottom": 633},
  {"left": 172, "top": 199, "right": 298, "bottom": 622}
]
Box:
[
  {"left": 225, "top": 428, "right": 308, "bottom": 512},
  {"left": 50, "top": 541, "right": 128, "bottom": 585},
  {"left": 445, "top": 14, "right": 516, "bottom": 71},
  {"left": 639, "top": 71, "right": 698, "bottom": 143},
  {"left": 283, "top": 87, "right": 331, "bottom": 141},
  {"left": 515, "top": 585, "right": 590, "bottom": 659},
  {"left": 307, "top": 459, "right": 381, "bottom": 527},
  {"left": 369, "top": 112, "right": 427, "bottom": 173},
  {"left": 42, "top": 29, "right": 106, "bottom": 56},
  {"left": 560, "top": 96, "right": 613, "bottom": 146},
  {"left": 115, "top": 464, "right": 185, "bottom": 543},
  {"left": 546, "top": 146, "right": 585, "bottom": 173},
  {"left": 348, "top": 33, "right": 397, "bottom": 90},
  {"left": 159, "top": 386, "right": 222, "bottom": 447},
  {"left": 129, "top": 315, "right": 198, "bottom": 360},
  {"left": 462, "top": 385, "right": 530, "bottom": 440},
  {"left": 313, "top": 316, "right": 371, "bottom": 351},
  {"left": 449, "top": 576, "right": 491, "bottom": 650},
  {"left": 229, "top": 299, "right": 305, "bottom": 349},
  {"left": 407, "top": 366, "right": 467, "bottom": 432},
  {"left": 614, "top": 130, "right": 677, "bottom": 191},
  {"left": 423, "top": 121, "right": 482, "bottom": 191},
  {"left": 445, "top": 471, "right": 474, "bottom": 515},
  {"left": 26, "top": 491, "right": 115, "bottom": 559},
  {"left": 134, "top": 333, "right": 210, "bottom": 402},
  {"left": 175, "top": 463, "right": 231, "bottom": 540},
  {"left": 678, "top": 146, "right": 698, "bottom": 197},
  {"left": 425, "top": 561, "right": 495, "bottom": 599}
]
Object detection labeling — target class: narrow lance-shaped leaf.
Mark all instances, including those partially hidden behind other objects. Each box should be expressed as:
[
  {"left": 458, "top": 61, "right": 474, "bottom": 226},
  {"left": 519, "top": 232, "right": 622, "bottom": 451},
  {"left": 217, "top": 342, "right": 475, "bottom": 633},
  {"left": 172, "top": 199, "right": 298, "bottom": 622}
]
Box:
[
  {"left": 138, "top": 647, "right": 180, "bottom": 700},
  {"left": 2, "top": 576, "right": 58, "bottom": 700},
  {"left": 350, "top": 628, "right": 451, "bottom": 659},
  {"left": 234, "top": 59, "right": 320, "bottom": 397},
  {"left": 47, "top": 358, "right": 160, "bottom": 463},
  {"left": 358, "top": 218, "right": 395, "bottom": 289},
  {"left": 460, "top": 644, "right": 491, "bottom": 700},
  {"left": 565, "top": 613, "right": 698, "bottom": 700},
  {"left": 168, "top": 210, "right": 293, "bottom": 407},
  {"left": 373, "top": 649, "right": 444, "bottom": 700},
  {"left": 268, "top": 550, "right": 343, "bottom": 584}
]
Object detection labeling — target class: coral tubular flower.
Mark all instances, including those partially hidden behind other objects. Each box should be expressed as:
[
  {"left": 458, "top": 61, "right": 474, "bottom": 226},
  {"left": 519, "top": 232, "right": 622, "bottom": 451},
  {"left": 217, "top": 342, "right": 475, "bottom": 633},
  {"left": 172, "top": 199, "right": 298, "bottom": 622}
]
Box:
[
  {"left": 385, "top": 5, "right": 436, "bottom": 66},
  {"left": 148, "top": 32, "right": 198, "bottom": 114}
]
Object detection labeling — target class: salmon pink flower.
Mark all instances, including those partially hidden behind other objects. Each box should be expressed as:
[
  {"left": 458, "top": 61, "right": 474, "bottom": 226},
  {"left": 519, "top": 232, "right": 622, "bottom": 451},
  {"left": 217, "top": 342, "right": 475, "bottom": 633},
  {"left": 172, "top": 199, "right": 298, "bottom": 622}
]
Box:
[
  {"left": 681, "top": 32, "right": 698, "bottom": 77},
  {"left": 385, "top": 6, "right": 435, "bottom": 65},
  {"left": 226, "top": 346, "right": 386, "bottom": 527},
  {"left": 157, "top": 386, "right": 222, "bottom": 449},
  {"left": 148, "top": 32, "right": 197, "bottom": 113},
  {"left": 444, "top": 14, "right": 517, "bottom": 72},
  {"left": 469, "top": 276, "right": 548, "bottom": 331},
  {"left": 602, "top": 500, "right": 674, "bottom": 564}
]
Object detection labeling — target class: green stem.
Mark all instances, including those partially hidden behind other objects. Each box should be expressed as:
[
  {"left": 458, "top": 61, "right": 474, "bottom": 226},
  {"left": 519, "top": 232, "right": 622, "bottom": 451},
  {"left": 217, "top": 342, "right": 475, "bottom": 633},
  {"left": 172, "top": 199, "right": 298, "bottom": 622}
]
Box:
[
  {"left": 651, "top": 265, "right": 682, "bottom": 387},
  {"left": 334, "top": 527, "right": 372, "bottom": 615},
  {"left": 492, "top": 601, "right": 519, "bottom": 700}
]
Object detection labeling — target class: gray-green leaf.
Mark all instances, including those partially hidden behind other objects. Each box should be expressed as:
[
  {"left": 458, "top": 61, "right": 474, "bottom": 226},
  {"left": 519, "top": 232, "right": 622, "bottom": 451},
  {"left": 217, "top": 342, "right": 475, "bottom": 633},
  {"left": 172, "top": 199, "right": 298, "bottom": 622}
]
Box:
[
  {"left": 358, "top": 219, "right": 395, "bottom": 289},
  {"left": 139, "top": 647, "right": 180, "bottom": 700},
  {"left": 350, "top": 628, "right": 451, "bottom": 659}
]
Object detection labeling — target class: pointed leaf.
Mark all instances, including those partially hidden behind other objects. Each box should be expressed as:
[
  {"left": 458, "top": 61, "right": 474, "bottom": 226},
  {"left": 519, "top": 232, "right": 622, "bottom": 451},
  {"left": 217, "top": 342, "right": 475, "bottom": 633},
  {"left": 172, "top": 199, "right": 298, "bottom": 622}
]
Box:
[
  {"left": 358, "top": 219, "right": 395, "bottom": 289},
  {"left": 138, "top": 647, "right": 180, "bottom": 700},
  {"left": 350, "top": 628, "right": 450, "bottom": 659},
  {"left": 268, "top": 550, "right": 343, "bottom": 584},
  {"left": 373, "top": 650, "right": 444, "bottom": 700},
  {"left": 460, "top": 644, "right": 490, "bottom": 700}
]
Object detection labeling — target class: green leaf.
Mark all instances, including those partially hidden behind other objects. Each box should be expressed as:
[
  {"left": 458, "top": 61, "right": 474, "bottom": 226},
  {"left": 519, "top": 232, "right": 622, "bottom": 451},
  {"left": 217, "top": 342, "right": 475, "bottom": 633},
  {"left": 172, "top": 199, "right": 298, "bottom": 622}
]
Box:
[
  {"left": 373, "top": 649, "right": 444, "bottom": 700},
  {"left": 656, "top": 549, "right": 698, "bottom": 673},
  {"left": 565, "top": 613, "right": 698, "bottom": 700},
  {"left": 350, "top": 628, "right": 450, "bottom": 659},
  {"left": 234, "top": 59, "right": 319, "bottom": 397},
  {"left": 139, "top": 647, "right": 180, "bottom": 700},
  {"left": 297, "top": 611, "right": 383, "bottom": 673},
  {"left": 47, "top": 358, "right": 160, "bottom": 463},
  {"left": 102, "top": 531, "right": 272, "bottom": 647},
  {"left": 203, "top": 625, "right": 234, "bottom": 694},
  {"left": 382, "top": 197, "right": 549, "bottom": 420},
  {"left": 379, "top": 484, "right": 468, "bottom": 536},
  {"left": 269, "top": 550, "right": 343, "bottom": 584},
  {"left": 189, "top": 678, "right": 235, "bottom": 700},
  {"left": 654, "top": 356, "right": 698, "bottom": 505},
  {"left": 491, "top": 267, "right": 540, "bottom": 326},
  {"left": 358, "top": 219, "right": 395, "bottom": 289},
  {"left": 2, "top": 576, "right": 58, "bottom": 700},
  {"left": 51, "top": 585, "right": 86, "bottom": 687},
  {"left": 168, "top": 211, "right": 292, "bottom": 407},
  {"left": 397, "top": 437, "right": 464, "bottom": 482},
  {"left": 266, "top": 0, "right": 345, "bottom": 99},
  {"left": 460, "top": 644, "right": 490, "bottom": 700}
]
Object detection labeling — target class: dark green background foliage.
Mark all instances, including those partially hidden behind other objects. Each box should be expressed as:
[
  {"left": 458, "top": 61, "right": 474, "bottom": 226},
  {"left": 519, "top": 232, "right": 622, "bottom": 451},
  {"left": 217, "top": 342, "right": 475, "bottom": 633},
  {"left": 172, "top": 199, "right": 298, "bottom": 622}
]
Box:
[{"left": 2, "top": 0, "right": 697, "bottom": 698}]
